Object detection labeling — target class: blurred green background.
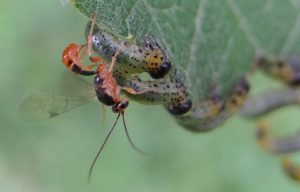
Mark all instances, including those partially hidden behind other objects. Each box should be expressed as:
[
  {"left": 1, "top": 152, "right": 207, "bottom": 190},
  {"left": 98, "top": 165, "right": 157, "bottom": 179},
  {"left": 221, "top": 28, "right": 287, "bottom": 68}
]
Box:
[{"left": 1, "top": 0, "right": 300, "bottom": 191}]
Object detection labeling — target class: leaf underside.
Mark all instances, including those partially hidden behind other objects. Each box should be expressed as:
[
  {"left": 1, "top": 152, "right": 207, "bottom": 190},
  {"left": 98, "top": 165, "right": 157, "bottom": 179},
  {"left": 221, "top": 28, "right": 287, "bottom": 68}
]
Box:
[{"left": 72, "top": 0, "right": 300, "bottom": 128}]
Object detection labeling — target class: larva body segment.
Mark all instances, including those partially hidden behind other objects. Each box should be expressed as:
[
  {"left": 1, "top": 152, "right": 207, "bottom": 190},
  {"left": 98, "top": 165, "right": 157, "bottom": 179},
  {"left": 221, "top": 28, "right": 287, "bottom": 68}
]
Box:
[{"left": 86, "top": 21, "right": 171, "bottom": 79}]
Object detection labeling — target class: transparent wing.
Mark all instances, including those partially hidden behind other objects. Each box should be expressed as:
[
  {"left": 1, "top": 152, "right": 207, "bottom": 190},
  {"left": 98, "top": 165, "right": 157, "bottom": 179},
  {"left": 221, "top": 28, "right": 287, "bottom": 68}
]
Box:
[{"left": 19, "top": 72, "right": 96, "bottom": 121}]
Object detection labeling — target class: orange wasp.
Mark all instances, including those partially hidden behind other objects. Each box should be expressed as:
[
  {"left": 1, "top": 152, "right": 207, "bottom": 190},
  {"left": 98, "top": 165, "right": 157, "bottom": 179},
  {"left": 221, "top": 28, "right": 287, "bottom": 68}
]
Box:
[
  {"left": 88, "top": 50, "right": 149, "bottom": 181},
  {"left": 20, "top": 15, "right": 148, "bottom": 182},
  {"left": 60, "top": 15, "right": 150, "bottom": 182}
]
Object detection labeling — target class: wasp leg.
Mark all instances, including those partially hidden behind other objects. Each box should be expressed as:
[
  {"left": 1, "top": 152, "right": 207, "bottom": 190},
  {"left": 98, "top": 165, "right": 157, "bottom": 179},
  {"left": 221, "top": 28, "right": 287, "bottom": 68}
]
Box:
[
  {"left": 282, "top": 156, "right": 300, "bottom": 182},
  {"left": 75, "top": 44, "right": 99, "bottom": 75},
  {"left": 121, "top": 87, "right": 151, "bottom": 95},
  {"left": 109, "top": 49, "right": 120, "bottom": 73},
  {"left": 256, "top": 122, "right": 300, "bottom": 154},
  {"left": 255, "top": 55, "right": 300, "bottom": 86},
  {"left": 87, "top": 13, "right": 97, "bottom": 57}
]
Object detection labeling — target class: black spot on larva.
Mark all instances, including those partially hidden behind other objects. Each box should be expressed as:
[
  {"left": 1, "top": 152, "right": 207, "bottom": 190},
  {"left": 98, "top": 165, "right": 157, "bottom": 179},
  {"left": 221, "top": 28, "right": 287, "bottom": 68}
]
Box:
[
  {"left": 153, "top": 84, "right": 158, "bottom": 87},
  {"left": 138, "top": 49, "right": 142, "bottom": 53}
]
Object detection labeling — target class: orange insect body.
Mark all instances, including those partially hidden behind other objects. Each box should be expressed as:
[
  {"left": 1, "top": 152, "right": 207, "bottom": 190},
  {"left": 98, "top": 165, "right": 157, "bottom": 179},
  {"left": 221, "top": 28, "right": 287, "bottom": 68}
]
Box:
[
  {"left": 62, "top": 43, "right": 98, "bottom": 76},
  {"left": 97, "top": 63, "right": 120, "bottom": 100},
  {"left": 94, "top": 54, "right": 129, "bottom": 113},
  {"left": 89, "top": 53, "right": 147, "bottom": 182}
]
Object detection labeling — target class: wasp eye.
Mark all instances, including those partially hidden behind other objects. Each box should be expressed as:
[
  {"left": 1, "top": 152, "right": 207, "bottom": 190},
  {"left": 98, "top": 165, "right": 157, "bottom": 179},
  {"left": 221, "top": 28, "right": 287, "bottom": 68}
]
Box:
[
  {"left": 94, "top": 75, "right": 104, "bottom": 85},
  {"left": 119, "top": 100, "right": 129, "bottom": 110},
  {"left": 112, "top": 100, "right": 129, "bottom": 113}
]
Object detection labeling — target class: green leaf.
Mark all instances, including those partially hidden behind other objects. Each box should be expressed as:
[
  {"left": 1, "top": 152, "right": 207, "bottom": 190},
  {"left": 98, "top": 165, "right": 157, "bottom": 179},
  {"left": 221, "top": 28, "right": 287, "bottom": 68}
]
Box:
[{"left": 71, "top": 0, "right": 300, "bottom": 130}]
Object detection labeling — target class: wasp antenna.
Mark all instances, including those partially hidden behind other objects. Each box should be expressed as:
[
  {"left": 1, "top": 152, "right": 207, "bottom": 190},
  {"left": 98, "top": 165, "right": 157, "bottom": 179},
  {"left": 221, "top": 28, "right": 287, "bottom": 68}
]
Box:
[
  {"left": 121, "top": 112, "right": 148, "bottom": 156},
  {"left": 87, "top": 113, "right": 121, "bottom": 184}
]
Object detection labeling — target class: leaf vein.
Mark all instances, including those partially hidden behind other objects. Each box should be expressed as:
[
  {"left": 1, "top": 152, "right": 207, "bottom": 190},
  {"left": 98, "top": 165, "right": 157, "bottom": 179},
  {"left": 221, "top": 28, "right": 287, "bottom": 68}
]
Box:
[
  {"left": 281, "top": 12, "right": 300, "bottom": 54},
  {"left": 226, "top": 0, "right": 262, "bottom": 52},
  {"left": 187, "top": 0, "right": 206, "bottom": 74}
]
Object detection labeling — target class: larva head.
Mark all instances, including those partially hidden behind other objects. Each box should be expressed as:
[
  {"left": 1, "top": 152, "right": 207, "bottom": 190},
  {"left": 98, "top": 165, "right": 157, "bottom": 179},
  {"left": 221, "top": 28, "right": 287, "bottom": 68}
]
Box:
[
  {"left": 149, "top": 60, "right": 171, "bottom": 79},
  {"left": 143, "top": 37, "right": 172, "bottom": 79},
  {"left": 143, "top": 50, "right": 172, "bottom": 79},
  {"left": 167, "top": 99, "right": 192, "bottom": 115}
]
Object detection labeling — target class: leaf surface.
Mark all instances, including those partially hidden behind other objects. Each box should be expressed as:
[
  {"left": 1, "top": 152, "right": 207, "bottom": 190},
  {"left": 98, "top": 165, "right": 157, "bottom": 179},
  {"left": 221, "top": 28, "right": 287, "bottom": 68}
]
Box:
[{"left": 72, "top": 0, "right": 300, "bottom": 129}]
